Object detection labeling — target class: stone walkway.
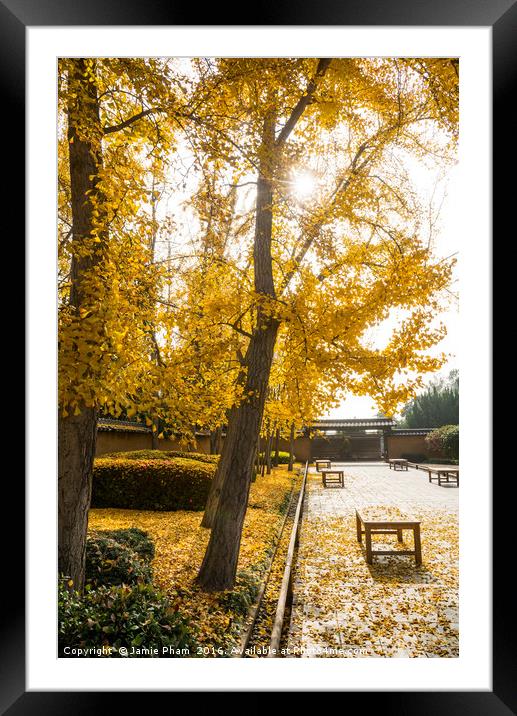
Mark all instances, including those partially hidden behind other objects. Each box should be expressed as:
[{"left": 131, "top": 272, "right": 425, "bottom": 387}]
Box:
[{"left": 287, "top": 463, "right": 459, "bottom": 658}]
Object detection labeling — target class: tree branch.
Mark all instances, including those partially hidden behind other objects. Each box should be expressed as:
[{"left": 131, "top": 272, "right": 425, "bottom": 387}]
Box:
[
  {"left": 275, "top": 59, "right": 332, "bottom": 148},
  {"left": 103, "top": 107, "right": 165, "bottom": 134},
  {"left": 218, "top": 322, "right": 253, "bottom": 340}
]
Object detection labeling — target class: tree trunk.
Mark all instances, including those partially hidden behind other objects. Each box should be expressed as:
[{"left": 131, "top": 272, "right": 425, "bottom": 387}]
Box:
[
  {"left": 273, "top": 428, "right": 280, "bottom": 467},
  {"left": 196, "top": 319, "right": 279, "bottom": 590},
  {"left": 266, "top": 433, "right": 273, "bottom": 474},
  {"left": 250, "top": 446, "right": 257, "bottom": 483},
  {"left": 58, "top": 59, "right": 104, "bottom": 591},
  {"left": 209, "top": 426, "right": 223, "bottom": 455},
  {"left": 201, "top": 403, "right": 241, "bottom": 527},
  {"left": 255, "top": 437, "right": 261, "bottom": 476},
  {"left": 196, "top": 110, "right": 278, "bottom": 590},
  {"left": 288, "top": 423, "right": 295, "bottom": 472},
  {"left": 151, "top": 421, "right": 158, "bottom": 449},
  {"left": 58, "top": 406, "right": 97, "bottom": 591}
]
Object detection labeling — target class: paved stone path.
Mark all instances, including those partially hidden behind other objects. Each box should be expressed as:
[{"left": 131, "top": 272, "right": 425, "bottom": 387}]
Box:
[{"left": 287, "top": 463, "right": 459, "bottom": 658}]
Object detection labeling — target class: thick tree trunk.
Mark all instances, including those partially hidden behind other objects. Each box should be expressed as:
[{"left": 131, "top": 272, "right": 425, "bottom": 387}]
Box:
[
  {"left": 197, "top": 110, "right": 279, "bottom": 590},
  {"left": 58, "top": 406, "right": 97, "bottom": 591},
  {"left": 196, "top": 319, "right": 279, "bottom": 590},
  {"left": 288, "top": 423, "right": 295, "bottom": 472},
  {"left": 201, "top": 403, "right": 241, "bottom": 527},
  {"left": 58, "top": 59, "right": 104, "bottom": 591}
]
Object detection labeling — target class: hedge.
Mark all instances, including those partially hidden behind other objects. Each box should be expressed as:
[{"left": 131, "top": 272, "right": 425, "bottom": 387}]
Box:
[
  {"left": 92, "top": 457, "right": 215, "bottom": 511},
  {"left": 59, "top": 581, "right": 198, "bottom": 657},
  {"left": 101, "top": 449, "right": 219, "bottom": 465}
]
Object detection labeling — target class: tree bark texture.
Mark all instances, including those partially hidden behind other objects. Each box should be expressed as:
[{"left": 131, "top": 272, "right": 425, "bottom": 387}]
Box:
[
  {"left": 201, "top": 404, "right": 241, "bottom": 527},
  {"left": 58, "top": 59, "right": 104, "bottom": 591},
  {"left": 196, "top": 319, "right": 279, "bottom": 589},
  {"left": 197, "top": 111, "right": 279, "bottom": 590},
  {"left": 58, "top": 407, "right": 97, "bottom": 590}
]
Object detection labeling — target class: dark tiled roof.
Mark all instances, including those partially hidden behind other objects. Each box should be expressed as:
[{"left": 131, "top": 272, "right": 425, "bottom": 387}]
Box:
[
  {"left": 391, "top": 428, "right": 433, "bottom": 436},
  {"left": 310, "top": 418, "right": 396, "bottom": 429},
  {"left": 97, "top": 418, "right": 151, "bottom": 433},
  {"left": 97, "top": 418, "right": 212, "bottom": 436}
]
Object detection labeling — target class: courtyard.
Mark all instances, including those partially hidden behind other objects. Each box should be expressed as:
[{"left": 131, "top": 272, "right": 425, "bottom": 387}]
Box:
[{"left": 288, "top": 463, "right": 459, "bottom": 657}]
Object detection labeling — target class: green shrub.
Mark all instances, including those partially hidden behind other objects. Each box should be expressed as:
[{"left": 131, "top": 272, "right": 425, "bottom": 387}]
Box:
[
  {"left": 92, "top": 527, "right": 155, "bottom": 562},
  {"left": 86, "top": 534, "right": 152, "bottom": 588},
  {"left": 219, "top": 570, "right": 260, "bottom": 618},
  {"left": 259, "top": 451, "right": 291, "bottom": 464},
  {"left": 58, "top": 580, "right": 198, "bottom": 657},
  {"left": 425, "top": 425, "right": 459, "bottom": 461},
  {"left": 100, "top": 449, "right": 219, "bottom": 465},
  {"left": 92, "top": 457, "right": 214, "bottom": 511}
]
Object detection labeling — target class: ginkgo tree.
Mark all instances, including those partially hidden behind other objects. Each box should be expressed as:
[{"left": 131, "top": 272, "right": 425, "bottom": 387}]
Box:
[
  {"left": 58, "top": 58, "right": 183, "bottom": 589},
  {"left": 58, "top": 58, "right": 238, "bottom": 589},
  {"left": 58, "top": 56, "right": 458, "bottom": 595},
  {"left": 183, "top": 57, "right": 458, "bottom": 591}
]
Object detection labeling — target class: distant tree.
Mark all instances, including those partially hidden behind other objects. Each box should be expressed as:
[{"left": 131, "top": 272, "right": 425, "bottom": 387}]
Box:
[{"left": 400, "top": 370, "right": 459, "bottom": 428}]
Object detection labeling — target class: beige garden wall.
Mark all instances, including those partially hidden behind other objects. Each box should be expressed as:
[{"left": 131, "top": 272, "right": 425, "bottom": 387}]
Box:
[
  {"left": 96, "top": 431, "right": 210, "bottom": 456},
  {"left": 96, "top": 429, "right": 308, "bottom": 461}
]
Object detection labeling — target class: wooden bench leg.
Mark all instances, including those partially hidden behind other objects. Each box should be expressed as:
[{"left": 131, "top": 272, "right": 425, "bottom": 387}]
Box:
[
  {"left": 397, "top": 528, "right": 403, "bottom": 542},
  {"left": 414, "top": 526, "right": 422, "bottom": 566},
  {"left": 365, "top": 527, "right": 373, "bottom": 564},
  {"left": 356, "top": 513, "right": 362, "bottom": 543}
]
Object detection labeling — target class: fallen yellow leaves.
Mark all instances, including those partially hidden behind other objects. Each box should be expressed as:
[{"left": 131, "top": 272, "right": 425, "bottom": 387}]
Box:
[
  {"left": 288, "top": 471, "right": 459, "bottom": 658},
  {"left": 88, "top": 466, "right": 297, "bottom": 654},
  {"left": 245, "top": 491, "right": 297, "bottom": 656}
]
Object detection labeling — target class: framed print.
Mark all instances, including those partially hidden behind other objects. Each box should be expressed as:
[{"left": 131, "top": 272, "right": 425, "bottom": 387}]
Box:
[{"left": 9, "top": 0, "right": 506, "bottom": 711}]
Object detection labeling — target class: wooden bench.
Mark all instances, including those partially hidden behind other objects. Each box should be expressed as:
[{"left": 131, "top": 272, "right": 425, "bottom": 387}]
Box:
[
  {"left": 388, "top": 458, "right": 409, "bottom": 471},
  {"left": 355, "top": 509, "right": 422, "bottom": 565},
  {"left": 426, "top": 466, "right": 459, "bottom": 487},
  {"left": 315, "top": 459, "right": 332, "bottom": 472},
  {"left": 321, "top": 469, "right": 344, "bottom": 488}
]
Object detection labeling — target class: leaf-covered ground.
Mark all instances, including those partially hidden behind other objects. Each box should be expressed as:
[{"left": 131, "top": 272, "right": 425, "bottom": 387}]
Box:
[
  {"left": 287, "top": 465, "right": 459, "bottom": 658},
  {"left": 88, "top": 466, "right": 298, "bottom": 656},
  {"left": 244, "top": 487, "right": 299, "bottom": 656}
]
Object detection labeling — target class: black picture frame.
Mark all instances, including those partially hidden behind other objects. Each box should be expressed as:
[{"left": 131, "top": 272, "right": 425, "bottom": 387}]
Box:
[{"left": 10, "top": 0, "right": 503, "bottom": 712}]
